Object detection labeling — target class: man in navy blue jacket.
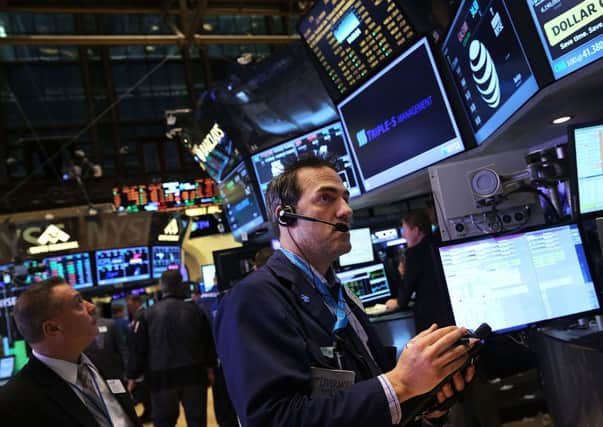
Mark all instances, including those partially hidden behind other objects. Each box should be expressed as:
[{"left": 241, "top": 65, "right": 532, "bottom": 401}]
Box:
[{"left": 215, "top": 156, "right": 476, "bottom": 427}]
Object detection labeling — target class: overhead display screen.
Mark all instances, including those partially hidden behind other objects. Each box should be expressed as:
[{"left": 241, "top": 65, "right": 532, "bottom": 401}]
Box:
[
  {"left": 526, "top": 0, "right": 603, "bottom": 80},
  {"left": 298, "top": 0, "right": 415, "bottom": 97},
  {"left": 151, "top": 245, "right": 181, "bottom": 279},
  {"left": 442, "top": 0, "right": 539, "bottom": 144},
  {"left": 218, "top": 162, "right": 265, "bottom": 240},
  {"left": 251, "top": 122, "right": 361, "bottom": 203},
  {"left": 95, "top": 246, "right": 150, "bottom": 286},
  {"left": 337, "top": 37, "right": 464, "bottom": 192},
  {"left": 44, "top": 252, "right": 94, "bottom": 289},
  {"left": 571, "top": 122, "right": 603, "bottom": 215}
]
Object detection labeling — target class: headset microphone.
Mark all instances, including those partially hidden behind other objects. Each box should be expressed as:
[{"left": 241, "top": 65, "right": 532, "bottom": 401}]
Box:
[{"left": 278, "top": 206, "right": 349, "bottom": 232}]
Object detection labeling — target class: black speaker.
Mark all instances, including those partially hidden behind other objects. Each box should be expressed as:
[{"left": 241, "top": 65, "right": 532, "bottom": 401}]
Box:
[{"left": 278, "top": 205, "right": 297, "bottom": 226}]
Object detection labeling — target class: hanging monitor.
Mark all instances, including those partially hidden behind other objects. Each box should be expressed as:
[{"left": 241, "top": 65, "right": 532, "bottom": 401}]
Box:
[
  {"left": 151, "top": 245, "right": 182, "bottom": 279},
  {"left": 218, "top": 161, "right": 266, "bottom": 241},
  {"left": 526, "top": 0, "right": 603, "bottom": 80},
  {"left": 298, "top": 0, "right": 416, "bottom": 97},
  {"left": 436, "top": 223, "right": 601, "bottom": 333},
  {"left": 569, "top": 121, "right": 603, "bottom": 216},
  {"left": 337, "top": 37, "right": 465, "bottom": 192},
  {"left": 441, "top": 0, "right": 540, "bottom": 145},
  {"left": 43, "top": 252, "right": 94, "bottom": 289},
  {"left": 95, "top": 246, "right": 150, "bottom": 286},
  {"left": 250, "top": 122, "right": 361, "bottom": 203}
]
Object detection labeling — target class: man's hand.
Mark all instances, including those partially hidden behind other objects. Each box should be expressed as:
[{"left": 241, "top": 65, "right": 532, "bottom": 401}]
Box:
[
  {"left": 385, "top": 298, "right": 399, "bottom": 311},
  {"left": 384, "top": 324, "right": 474, "bottom": 403}
]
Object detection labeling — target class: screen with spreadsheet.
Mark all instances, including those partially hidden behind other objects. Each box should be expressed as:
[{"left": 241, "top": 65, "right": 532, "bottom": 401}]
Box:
[
  {"left": 436, "top": 223, "right": 600, "bottom": 333},
  {"left": 43, "top": 252, "right": 94, "bottom": 289},
  {"left": 298, "top": 0, "right": 416, "bottom": 97},
  {"left": 336, "top": 262, "right": 391, "bottom": 304},
  {"left": 571, "top": 122, "right": 603, "bottom": 216},
  {"left": 95, "top": 246, "right": 150, "bottom": 286}
]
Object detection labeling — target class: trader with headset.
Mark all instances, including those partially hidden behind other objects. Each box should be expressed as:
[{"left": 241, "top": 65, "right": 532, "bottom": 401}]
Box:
[{"left": 214, "top": 155, "right": 476, "bottom": 427}]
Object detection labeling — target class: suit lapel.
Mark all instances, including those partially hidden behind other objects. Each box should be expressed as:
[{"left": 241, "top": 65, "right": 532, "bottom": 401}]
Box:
[{"left": 27, "top": 357, "right": 99, "bottom": 427}]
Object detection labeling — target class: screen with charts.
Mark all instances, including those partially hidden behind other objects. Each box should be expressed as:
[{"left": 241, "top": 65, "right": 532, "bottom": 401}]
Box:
[
  {"left": 436, "top": 223, "right": 600, "bottom": 333},
  {"left": 442, "top": 0, "right": 539, "bottom": 144},
  {"left": 19, "top": 259, "right": 49, "bottom": 285},
  {"left": 298, "top": 0, "right": 415, "bottom": 97},
  {"left": 337, "top": 262, "right": 391, "bottom": 304},
  {"left": 43, "top": 252, "right": 94, "bottom": 289},
  {"left": 250, "top": 122, "right": 361, "bottom": 203},
  {"left": 218, "top": 162, "right": 265, "bottom": 240},
  {"left": 571, "top": 122, "right": 603, "bottom": 215},
  {"left": 526, "top": 0, "right": 603, "bottom": 80},
  {"left": 151, "top": 245, "right": 181, "bottom": 279},
  {"left": 339, "top": 227, "right": 374, "bottom": 267},
  {"left": 338, "top": 37, "right": 464, "bottom": 192},
  {"left": 201, "top": 264, "right": 217, "bottom": 292},
  {"left": 95, "top": 246, "right": 150, "bottom": 286}
]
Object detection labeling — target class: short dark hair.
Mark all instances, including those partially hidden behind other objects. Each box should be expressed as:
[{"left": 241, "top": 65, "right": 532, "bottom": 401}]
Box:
[
  {"left": 265, "top": 155, "right": 337, "bottom": 236},
  {"left": 14, "top": 276, "right": 68, "bottom": 344},
  {"left": 127, "top": 294, "right": 142, "bottom": 304},
  {"left": 160, "top": 269, "right": 185, "bottom": 296},
  {"left": 402, "top": 209, "right": 432, "bottom": 236}
]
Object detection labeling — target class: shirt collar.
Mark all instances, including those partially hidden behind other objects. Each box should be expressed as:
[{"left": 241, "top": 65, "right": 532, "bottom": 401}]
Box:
[
  {"left": 33, "top": 350, "right": 94, "bottom": 385},
  {"left": 279, "top": 248, "right": 339, "bottom": 288}
]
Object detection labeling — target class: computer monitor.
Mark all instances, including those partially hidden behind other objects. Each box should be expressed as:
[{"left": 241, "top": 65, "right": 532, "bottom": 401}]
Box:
[
  {"left": 441, "top": 0, "right": 539, "bottom": 145},
  {"left": 218, "top": 161, "right": 266, "bottom": 241},
  {"left": 250, "top": 122, "right": 361, "bottom": 203},
  {"left": 298, "top": 0, "right": 416, "bottom": 97},
  {"left": 151, "top": 245, "right": 181, "bottom": 279},
  {"left": 338, "top": 227, "right": 375, "bottom": 267},
  {"left": 95, "top": 246, "right": 151, "bottom": 286},
  {"left": 43, "top": 252, "right": 94, "bottom": 289},
  {"left": 0, "top": 264, "right": 13, "bottom": 286},
  {"left": 201, "top": 264, "right": 217, "bottom": 293},
  {"left": 20, "top": 259, "right": 49, "bottom": 284},
  {"left": 0, "top": 356, "right": 15, "bottom": 384},
  {"left": 213, "top": 245, "right": 266, "bottom": 292},
  {"left": 336, "top": 262, "right": 392, "bottom": 304},
  {"left": 569, "top": 121, "right": 603, "bottom": 216},
  {"left": 436, "top": 223, "right": 601, "bottom": 333},
  {"left": 526, "top": 0, "right": 603, "bottom": 80},
  {"left": 337, "top": 37, "right": 465, "bottom": 192}
]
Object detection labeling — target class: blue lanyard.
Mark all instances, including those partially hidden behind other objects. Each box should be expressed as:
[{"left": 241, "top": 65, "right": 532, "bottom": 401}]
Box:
[
  {"left": 73, "top": 364, "right": 113, "bottom": 426},
  {"left": 280, "top": 249, "right": 349, "bottom": 334}
]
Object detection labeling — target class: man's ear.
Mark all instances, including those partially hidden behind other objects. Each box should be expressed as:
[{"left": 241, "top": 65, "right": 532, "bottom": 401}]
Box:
[{"left": 42, "top": 320, "right": 61, "bottom": 338}]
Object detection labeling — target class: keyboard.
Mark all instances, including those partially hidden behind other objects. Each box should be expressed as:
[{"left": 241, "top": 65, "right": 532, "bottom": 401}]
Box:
[
  {"left": 365, "top": 303, "right": 388, "bottom": 316},
  {"left": 570, "top": 330, "right": 603, "bottom": 351}
]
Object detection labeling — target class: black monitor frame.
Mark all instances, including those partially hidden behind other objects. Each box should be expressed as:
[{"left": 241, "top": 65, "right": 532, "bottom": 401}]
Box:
[
  {"left": 433, "top": 221, "right": 602, "bottom": 334},
  {"left": 568, "top": 120, "right": 603, "bottom": 219},
  {"left": 212, "top": 244, "right": 267, "bottom": 292}
]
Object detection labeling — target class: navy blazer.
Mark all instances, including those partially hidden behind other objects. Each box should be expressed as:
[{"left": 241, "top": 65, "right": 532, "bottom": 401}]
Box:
[
  {"left": 0, "top": 353, "right": 142, "bottom": 427},
  {"left": 215, "top": 251, "right": 396, "bottom": 427}
]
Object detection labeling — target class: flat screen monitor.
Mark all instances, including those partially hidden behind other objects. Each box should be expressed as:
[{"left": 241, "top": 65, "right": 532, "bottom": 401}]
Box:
[
  {"left": 0, "top": 356, "right": 14, "bottom": 381},
  {"left": 298, "top": 0, "right": 416, "bottom": 97},
  {"left": 218, "top": 162, "right": 266, "bottom": 240},
  {"left": 251, "top": 122, "right": 361, "bottom": 203},
  {"left": 189, "top": 212, "right": 229, "bottom": 238},
  {"left": 151, "top": 245, "right": 181, "bottom": 279},
  {"left": 213, "top": 245, "right": 266, "bottom": 292},
  {"left": 569, "top": 121, "right": 603, "bottom": 216},
  {"left": 526, "top": 0, "right": 603, "bottom": 80},
  {"left": 95, "top": 246, "right": 151, "bottom": 286},
  {"left": 436, "top": 223, "right": 601, "bottom": 333},
  {"left": 20, "top": 259, "right": 49, "bottom": 284},
  {"left": 201, "top": 264, "right": 217, "bottom": 293},
  {"left": 441, "top": 0, "right": 539, "bottom": 145},
  {"left": 338, "top": 37, "right": 465, "bottom": 192},
  {"left": 336, "top": 262, "right": 392, "bottom": 304},
  {"left": 0, "top": 264, "right": 13, "bottom": 286},
  {"left": 43, "top": 252, "right": 94, "bottom": 289},
  {"left": 339, "top": 227, "right": 374, "bottom": 267}
]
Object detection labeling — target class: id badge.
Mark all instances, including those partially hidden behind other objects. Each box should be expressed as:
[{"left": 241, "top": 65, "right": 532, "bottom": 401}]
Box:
[{"left": 310, "top": 366, "right": 356, "bottom": 397}]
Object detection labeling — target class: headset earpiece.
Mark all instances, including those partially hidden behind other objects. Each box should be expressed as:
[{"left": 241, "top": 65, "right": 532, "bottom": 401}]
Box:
[{"left": 278, "top": 205, "right": 297, "bottom": 226}]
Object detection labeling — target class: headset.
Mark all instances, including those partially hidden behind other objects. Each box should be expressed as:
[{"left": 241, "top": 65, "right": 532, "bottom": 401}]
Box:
[{"left": 277, "top": 205, "right": 349, "bottom": 232}]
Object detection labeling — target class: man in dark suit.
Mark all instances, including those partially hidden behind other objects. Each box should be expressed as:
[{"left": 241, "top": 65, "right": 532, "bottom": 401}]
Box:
[
  {"left": 85, "top": 317, "right": 127, "bottom": 378},
  {"left": 0, "top": 276, "right": 141, "bottom": 427},
  {"left": 215, "top": 156, "right": 477, "bottom": 427}
]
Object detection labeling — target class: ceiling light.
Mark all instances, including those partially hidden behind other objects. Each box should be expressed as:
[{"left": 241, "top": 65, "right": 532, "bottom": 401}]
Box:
[
  {"left": 202, "top": 23, "right": 213, "bottom": 32},
  {"left": 551, "top": 115, "right": 573, "bottom": 125},
  {"left": 151, "top": 25, "right": 160, "bottom": 32}
]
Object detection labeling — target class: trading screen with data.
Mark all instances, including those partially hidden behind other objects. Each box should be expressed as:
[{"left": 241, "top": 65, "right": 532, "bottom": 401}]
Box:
[
  {"left": 251, "top": 122, "right": 361, "bottom": 202},
  {"left": 95, "top": 246, "right": 151, "bottom": 286},
  {"left": 337, "top": 262, "right": 391, "bottom": 304},
  {"left": 437, "top": 223, "right": 600, "bottom": 332},
  {"left": 44, "top": 252, "right": 94, "bottom": 289},
  {"left": 442, "top": 0, "right": 539, "bottom": 144},
  {"left": 151, "top": 246, "right": 181, "bottom": 279},
  {"left": 573, "top": 122, "right": 603, "bottom": 215},
  {"left": 299, "top": 0, "right": 415, "bottom": 96}
]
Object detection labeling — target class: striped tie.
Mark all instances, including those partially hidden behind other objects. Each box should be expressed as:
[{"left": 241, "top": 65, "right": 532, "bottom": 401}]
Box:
[{"left": 77, "top": 363, "right": 113, "bottom": 427}]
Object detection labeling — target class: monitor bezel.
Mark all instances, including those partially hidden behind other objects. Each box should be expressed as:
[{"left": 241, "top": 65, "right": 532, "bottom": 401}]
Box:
[
  {"left": 250, "top": 120, "right": 363, "bottom": 205},
  {"left": 433, "top": 221, "right": 603, "bottom": 334},
  {"left": 336, "top": 36, "right": 466, "bottom": 193},
  {"left": 94, "top": 245, "right": 152, "bottom": 286},
  {"left": 568, "top": 120, "right": 603, "bottom": 219}
]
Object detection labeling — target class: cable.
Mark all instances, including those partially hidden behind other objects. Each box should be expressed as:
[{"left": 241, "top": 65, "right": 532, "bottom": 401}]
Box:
[
  {"left": 507, "top": 186, "right": 562, "bottom": 222},
  {"left": 1, "top": 54, "right": 176, "bottom": 204}
]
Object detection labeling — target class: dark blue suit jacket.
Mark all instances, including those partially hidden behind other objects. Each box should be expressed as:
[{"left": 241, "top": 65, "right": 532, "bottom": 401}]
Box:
[{"left": 215, "top": 251, "right": 396, "bottom": 427}]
